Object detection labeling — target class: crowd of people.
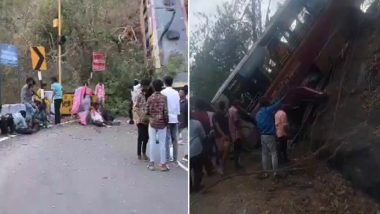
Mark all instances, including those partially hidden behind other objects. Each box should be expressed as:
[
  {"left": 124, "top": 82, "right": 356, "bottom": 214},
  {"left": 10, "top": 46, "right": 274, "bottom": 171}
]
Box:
[
  {"left": 189, "top": 91, "right": 327, "bottom": 192},
  {"left": 0, "top": 76, "right": 112, "bottom": 136},
  {"left": 130, "top": 76, "right": 188, "bottom": 171},
  {"left": 70, "top": 80, "right": 111, "bottom": 127},
  {"left": 15, "top": 77, "right": 64, "bottom": 134}
]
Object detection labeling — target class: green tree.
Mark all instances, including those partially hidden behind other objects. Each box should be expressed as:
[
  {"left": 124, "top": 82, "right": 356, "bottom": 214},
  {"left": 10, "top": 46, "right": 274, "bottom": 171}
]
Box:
[
  {"left": 190, "top": 0, "right": 264, "bottom": 103},
  {"left": 0, "top": 0, "right": 150, "bottom": 116}
]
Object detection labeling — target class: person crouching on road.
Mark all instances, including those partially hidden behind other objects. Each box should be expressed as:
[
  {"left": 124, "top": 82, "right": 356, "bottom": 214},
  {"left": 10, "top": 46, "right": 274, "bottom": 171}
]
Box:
[
  {"left": 134, "top": 82, "right": 150, "bottom": 161},
  {"left": 146, "top": 79, "right": 169, "bottom": 172},
  {"left": 12, "top": 110, "right": 39, "bottom": 134},
  {"left": 275, "top": 105, "right": 290, "bottom": 164},
  {"left": 90, "top": 103, "right": 106, "bottom": 127},
  {"left": 255, "top": 97, "right": 283, "bottom": 178}
]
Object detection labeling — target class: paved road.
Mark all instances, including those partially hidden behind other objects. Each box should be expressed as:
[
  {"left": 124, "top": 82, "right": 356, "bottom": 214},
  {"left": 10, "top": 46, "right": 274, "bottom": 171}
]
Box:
[{"left": 0, "top": 121, "right": 188, "bottom": 214}]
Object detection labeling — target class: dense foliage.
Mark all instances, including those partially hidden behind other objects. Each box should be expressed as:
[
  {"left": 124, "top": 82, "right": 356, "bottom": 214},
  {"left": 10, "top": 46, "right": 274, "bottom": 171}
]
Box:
[
  {"left": 0, "top": 0, "right": 157, "bottom": 115},
  {"left": 190, "top": 0, "right": 264, "bottom": 103}
]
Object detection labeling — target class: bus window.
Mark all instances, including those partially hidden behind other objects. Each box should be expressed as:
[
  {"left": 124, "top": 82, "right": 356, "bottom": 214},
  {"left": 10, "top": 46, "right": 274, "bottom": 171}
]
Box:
[
  {"left": 262, "top": 56, "right": 280, "bottom": 80},
  {"left": 269, "top": 59, "right": 277, "bottom": 68},
  {"left": 305, "top": 0, "right": 327, "bottom": 15},
  {"left": 252, "top": 68, "right": 272, "bottom": 91},
  {"left": 298, "top": 7, "right": 313, "bottom": 25},
  {"left": 268, "top": 38, "right": 290, "bottom": 65},
  {"left": 290, "top": 20, "right": 297, "bottom": 31}
]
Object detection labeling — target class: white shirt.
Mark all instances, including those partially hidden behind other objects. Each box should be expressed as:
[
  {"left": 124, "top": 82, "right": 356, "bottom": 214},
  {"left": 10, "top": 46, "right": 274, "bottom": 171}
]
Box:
[
  {"left": 161, "top": 86, "right": 180, "bottom": 123},
  {"left": 91, "top": 110, "right": 104, "bottom": 123},
  {"left": 131, "top": 84, "right": 141, "bottom": 103}
]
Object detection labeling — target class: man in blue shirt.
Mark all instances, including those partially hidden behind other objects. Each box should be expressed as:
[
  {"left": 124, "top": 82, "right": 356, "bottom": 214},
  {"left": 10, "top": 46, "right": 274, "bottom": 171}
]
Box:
[
  {"left": 50, "top": 77, "right": 63, "bottom": 124},
  {"left": 255, "top": 96, "right": 283, "bottom": 177}
]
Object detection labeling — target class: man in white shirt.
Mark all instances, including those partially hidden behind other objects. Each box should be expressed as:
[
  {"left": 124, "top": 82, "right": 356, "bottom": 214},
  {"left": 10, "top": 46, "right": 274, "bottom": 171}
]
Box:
[
  {"left": 129, "top": 80, "right": 140, "bottom": 124},
  {"left": 161, "top": 76, "right": 181, "bottom": 165},
  {"left": 132, "top": 79, "right": 141, "bottom": 104}
]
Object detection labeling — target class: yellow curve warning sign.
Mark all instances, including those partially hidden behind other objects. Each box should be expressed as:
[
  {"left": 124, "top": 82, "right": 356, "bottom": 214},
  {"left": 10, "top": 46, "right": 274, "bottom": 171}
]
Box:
[{"left": 60, "top": 93, "right": 98, "bottom": 115}]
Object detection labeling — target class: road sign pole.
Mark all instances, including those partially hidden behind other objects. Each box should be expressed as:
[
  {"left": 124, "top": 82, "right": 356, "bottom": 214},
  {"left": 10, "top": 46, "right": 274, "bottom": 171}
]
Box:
[
  {"left": 38, "top": 70, "right": 44, "bottom": 99},
  {"left": 38, "top": 70, "right": 42, "bottom": 83},
  {"left": 58, "top": 0, "right": 62, "bottom": 84}
]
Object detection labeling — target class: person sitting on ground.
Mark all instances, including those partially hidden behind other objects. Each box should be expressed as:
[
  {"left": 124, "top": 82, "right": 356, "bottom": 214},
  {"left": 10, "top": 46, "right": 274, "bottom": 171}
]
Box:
[
  {"left": 213, "top": 101, "right": 231, "bottom": 174},
  {"left": 90, "top": 103, "right": 106, "bottom": 127},
  {"left": 12, "top": 111, "right": 39, "bottom": 135},
  {"left": 255, "top": 96, "right": 283, "bottom": 178},
  {"left": 190, "top": 113, "right": 206, "bottom": 192}
]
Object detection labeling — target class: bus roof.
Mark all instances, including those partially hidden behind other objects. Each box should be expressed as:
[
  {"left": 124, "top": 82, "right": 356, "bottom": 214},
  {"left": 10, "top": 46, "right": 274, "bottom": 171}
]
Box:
[
  {"left": 153, "top": 0, "right": 188, "bottom": 67},
  {"left": 211, "top": 0, "right": 300, "bottom": 104}
]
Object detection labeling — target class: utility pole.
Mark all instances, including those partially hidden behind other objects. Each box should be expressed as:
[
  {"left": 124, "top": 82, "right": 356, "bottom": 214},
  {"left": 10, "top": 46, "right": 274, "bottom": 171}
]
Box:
[{"left": 58, "top": 0, "right": 62, "bottom": 84}]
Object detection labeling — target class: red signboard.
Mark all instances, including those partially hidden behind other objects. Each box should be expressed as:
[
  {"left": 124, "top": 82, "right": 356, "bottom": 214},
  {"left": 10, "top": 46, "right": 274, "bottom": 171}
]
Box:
[{"left": 92, "top": 52, "right": 105, "bottom": 72}]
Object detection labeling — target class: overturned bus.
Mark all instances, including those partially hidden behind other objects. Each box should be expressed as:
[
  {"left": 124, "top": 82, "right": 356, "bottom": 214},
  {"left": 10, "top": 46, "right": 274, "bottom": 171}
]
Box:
[
  {"left": 211, "top": 0, "right": 364, "bottom": 145},
  {"left": 140, "top": 0, "right": 188, "bottom": 85}
]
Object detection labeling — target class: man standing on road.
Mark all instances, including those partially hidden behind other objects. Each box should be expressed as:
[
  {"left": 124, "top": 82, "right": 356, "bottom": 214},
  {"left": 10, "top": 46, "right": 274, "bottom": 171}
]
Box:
[
  {"left": 161, "top": 76, "right": 180, "bottom": 166},
  {"left": 146, "top": 79, "right": 169, "bottom": 171},
  {"left": 129, "top": 80, "right": 140, "bottom": 125},
  {"left": 255, "top": 97, "right": 283, "bottom": 178},
  {"left": 134, "top": 80, "right": 151, "bottom": 161},
  {"left": 51, "top": 77, "right": 63, "bottom": 125}
]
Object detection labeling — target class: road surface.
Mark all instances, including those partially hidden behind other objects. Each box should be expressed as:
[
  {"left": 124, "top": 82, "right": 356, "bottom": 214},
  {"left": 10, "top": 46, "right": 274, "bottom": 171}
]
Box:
[{"left": 0, "top": 120, "right": 188, "bottom": 214}]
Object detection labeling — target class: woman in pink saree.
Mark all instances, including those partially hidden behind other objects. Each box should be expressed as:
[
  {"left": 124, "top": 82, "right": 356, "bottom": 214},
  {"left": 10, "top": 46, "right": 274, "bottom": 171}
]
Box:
[{"left": 72, "top": 83, "right": 92, "bottom": 125}]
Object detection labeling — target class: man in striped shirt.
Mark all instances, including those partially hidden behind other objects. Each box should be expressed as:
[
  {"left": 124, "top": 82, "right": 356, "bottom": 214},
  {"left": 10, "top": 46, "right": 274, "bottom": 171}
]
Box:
[{"left": 146, "top": 79, "right": 170, "bottom": 171}]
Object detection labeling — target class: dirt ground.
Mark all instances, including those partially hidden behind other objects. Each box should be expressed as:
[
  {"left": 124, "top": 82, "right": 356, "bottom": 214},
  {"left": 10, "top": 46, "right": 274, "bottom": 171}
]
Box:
[{"left": 190, "top": 150, "right": 380, "bottom": 214}]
